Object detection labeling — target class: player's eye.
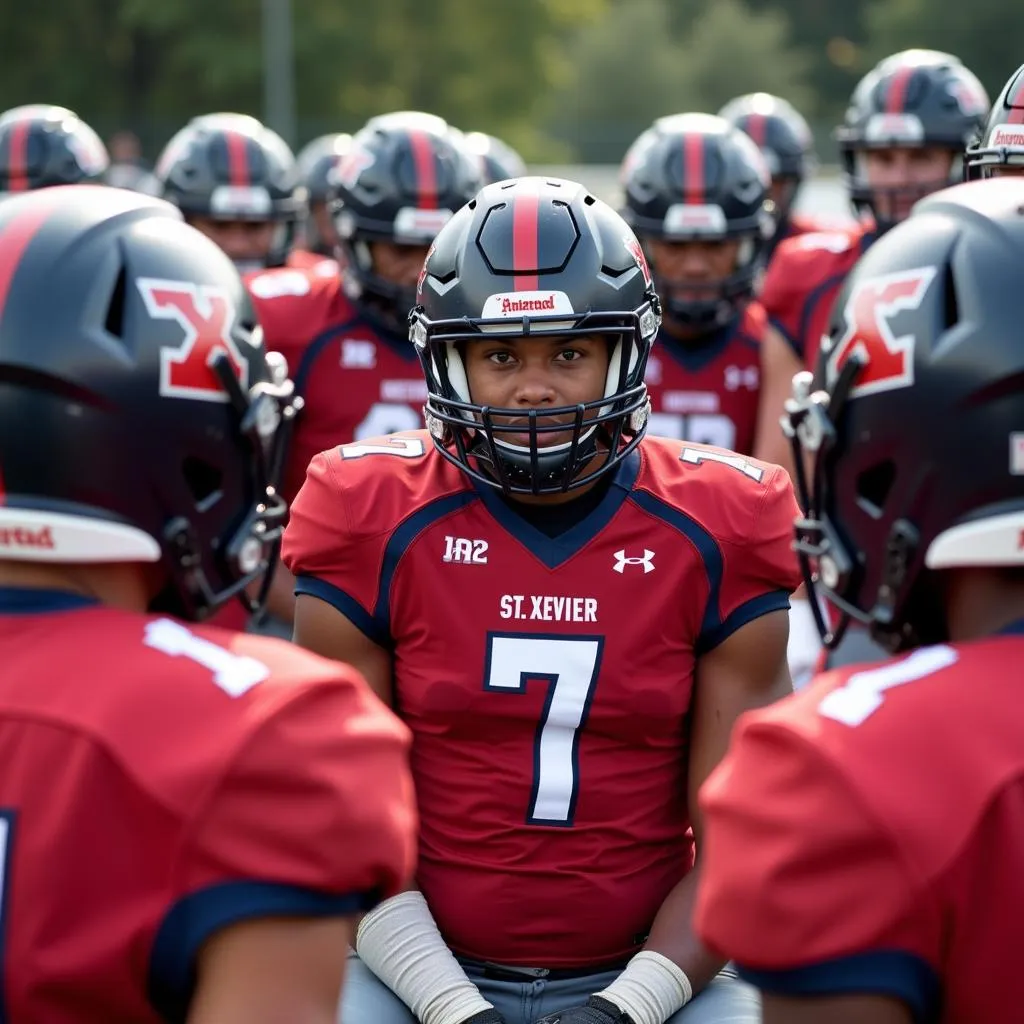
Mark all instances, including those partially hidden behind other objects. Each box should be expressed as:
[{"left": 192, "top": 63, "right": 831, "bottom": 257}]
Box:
[{"left": 486, "top": 349, "right": 515, "bottom": 365}]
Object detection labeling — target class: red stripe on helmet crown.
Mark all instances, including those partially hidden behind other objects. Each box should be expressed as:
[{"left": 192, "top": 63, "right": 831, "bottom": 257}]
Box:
[
  {"left": 683, "top": 132, "right": 705, "bottom": 205},
  {"left": 0, "top": 191, "right": 64, "bottom": 506},
  {"left": 1006, "top": 75, "right": 1024, "bottom": 124},
  {"left": 512, "top": 188, "right": 540, "bottom": 291},
  {"left": 745, "top": 112, "right": 767, "bottom": 147},
  {"left": 224, "top": 131, "right": 250, "bottom": 186},
  {"left": 408, "top": 129, "right": 438, "bottom": 210},
  {"left": 886, "top": 65, "right": 916, "bottom": 113},
  {"left": 7, "top": 121, "right": 30, "bottom": 192}
]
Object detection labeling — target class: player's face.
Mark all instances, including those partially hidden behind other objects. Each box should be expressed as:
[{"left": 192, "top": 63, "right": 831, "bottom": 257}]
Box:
[
  {"left": 646, "top": 238, "right": 740, "bottom": 291},
  {"left": 371, "top": 240, "right": 432, "bottom": 287},
  {"left": 863, "top": 146, "right": 954, "bottom": 222},
  {"left": 190, "top": 217, "right": 276, "bottom": 266},
  {"left": 463, "top": 334, "right": 610, "bottom": 449}
]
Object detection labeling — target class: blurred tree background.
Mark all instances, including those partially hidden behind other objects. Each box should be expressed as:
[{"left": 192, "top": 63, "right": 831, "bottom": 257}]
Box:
[{"left": 0, "top": 0, "right": 1019, "bottom": 163}]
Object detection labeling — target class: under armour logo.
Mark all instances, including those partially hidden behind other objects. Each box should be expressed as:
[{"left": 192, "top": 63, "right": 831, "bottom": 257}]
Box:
[{"left": 613, "top": 549, "right": 655, "bottom": 574}]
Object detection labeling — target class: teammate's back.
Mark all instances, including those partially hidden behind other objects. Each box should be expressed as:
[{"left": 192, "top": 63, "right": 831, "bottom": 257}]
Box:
[
  {"left": 0, "top": 593, "right": 414, "bottom": 1021},
  {"left": 698, "top": 634, "right": 1024, "bottom": 1022}
]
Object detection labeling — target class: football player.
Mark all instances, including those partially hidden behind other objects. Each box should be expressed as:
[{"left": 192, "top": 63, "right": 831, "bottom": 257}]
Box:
[
  {"left": 695, "top": 175, "right": 1024, "bottom": 1024},
  {"left": 155, "top": 112, "right": 306, "bottom": 274},
  {"left": 965, "top": 61, "right": 1024, "bottom": 178},
  {"left": 294, "top": 131, "right": 352, "bottom": 260},
  {"left": 621, "top": 113, "right": 773, "bottom": 457},
  {"left": 284, "top": 176, "right": 801, "bottom": 1024},
  {"left": 0, "top": 185, "right": 415, "bottom": 1022},
  {"left": 753, "top": 50, "right": 988, "bottom": 475},
  {"left": 0, "top": 103, "right": 109, "bottom": 191},
  {"left": 717, "top": 92, "right": 822, "bottom": 259},
  {"left": 247, "top": 111, "right": 481, "bottom": 629}
]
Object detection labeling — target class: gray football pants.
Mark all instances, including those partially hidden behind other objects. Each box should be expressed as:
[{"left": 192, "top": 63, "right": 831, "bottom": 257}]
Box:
[{"left": 338, "top": 952, "right": 759, "bottom": 1023}]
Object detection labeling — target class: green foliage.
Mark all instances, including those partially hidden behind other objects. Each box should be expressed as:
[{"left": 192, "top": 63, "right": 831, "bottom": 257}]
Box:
[
  {"left": 0, "top": 0, "right": 1012, "bottom": 164},
  {"left": 543, "top": 0, "right": 813, "bottom": 162},
  {"left": 863, "top": 0, "right": 1024, "bottom": 103}
]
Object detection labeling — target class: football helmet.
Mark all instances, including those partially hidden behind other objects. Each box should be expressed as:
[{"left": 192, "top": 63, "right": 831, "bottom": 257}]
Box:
[
  {"left": 784, "top": 177, "right": 1024, "bottom": 651},
  {"left": 155, "top": 112, "right": 304, "bottom": 270},
  {"left": 411, "top": 176, "right": 661, "bottom": 496},
  {"left": 718, "top": 92, "right": 817, "bottom": 232},
  {"left": 965, "top": 63, "right": 1024, "bottom": 179},
  {"left": 836, "top": 50, "right": 988, "bottom": 230},
  {"left": 620, "top": 113, "right": 772, "bottom": 331},
  {"left": 0, "top": 185, "right": 299, "bottom": 621},
  {"left": 333, "top": 113, "right": 481, "bottom": 329},
  {"left": 462, "top": 131, "right": 528, "bottom": 184},
  {"left": 0, "top": 104, "right": 109, "bottom": 192}
]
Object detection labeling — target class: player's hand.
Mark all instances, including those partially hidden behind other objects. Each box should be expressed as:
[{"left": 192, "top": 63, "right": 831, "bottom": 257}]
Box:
[
  {"left": 460, "top": 1010, "right": 507, "bottom": 1024},
  {"left": 532, "top": 995, "right": 630, "bottom": 1023}
]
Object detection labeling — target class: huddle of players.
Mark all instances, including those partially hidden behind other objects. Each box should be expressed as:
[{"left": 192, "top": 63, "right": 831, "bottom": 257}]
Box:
[{"left": 1, "top": 46, "right": 1024, "bottom": 1024}]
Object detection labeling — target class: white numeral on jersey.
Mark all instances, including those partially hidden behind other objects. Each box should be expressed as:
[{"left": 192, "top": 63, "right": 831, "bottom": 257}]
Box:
[
  {"left": 340, "top": 435, "right": 426, "bottom": 459},
  {"left": 647, "top": 412, "right": 737, "bottom": 450},
  {"left": 818, "top": 644, "right": 958, "bottom": 726},
  {"left": 355, "top": 402, "right": 424, "bottom": 441},
  {"left": 484, "top": 633, "right": 603, "bottom": 825},
  {"left": 680, "top": 447, "right": 764, "bottom": 482},
  {"left": 144, "top": 619, "right": 270, "bottom": 697}
]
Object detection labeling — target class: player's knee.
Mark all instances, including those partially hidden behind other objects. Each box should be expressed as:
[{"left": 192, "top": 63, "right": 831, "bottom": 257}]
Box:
[{"left": 338, "top": 952, "right": 416, "bottom": 1024}]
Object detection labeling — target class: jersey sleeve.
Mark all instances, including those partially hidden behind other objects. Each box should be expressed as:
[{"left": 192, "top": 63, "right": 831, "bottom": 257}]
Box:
[
  {"left": 282, "top": 450, "right": 390, "bottom": 644},
  {"left": 148, "top": 668, "right": 416, "bottom": 1021},
  {"left": 694, "top": 705, "right": 941, "bottom": 1020},
  {"left": 760, "top": 231, "right": 856, "bottom": 358},
  {"left": 700, "top": 462, "right": 801, "bottom": 651},
  {"left": 245, "top": 266, "right": 344, "bottom": 376}
]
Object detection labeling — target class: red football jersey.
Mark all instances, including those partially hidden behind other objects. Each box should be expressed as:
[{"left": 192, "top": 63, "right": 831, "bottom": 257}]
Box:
[
  {"left": 695, "top": 632, "right": 1024, "bottom": 1022},
  {"left": 645, "top": 303, "right": 765, "bottom": 455},
  {"left": 245, "top": 265, "right": 426, "bottom": 503},
  {"left": 761, "top": 224, "right": 874, "bottom": 371},
  {"left": 0, "top": 586, "right": 415, "bottom": 1023},
  {"left": 781, "top": 211, "right": 835, "bottom": 241},
  {"left": 286, "top": 248, "right": 340, "bottom": 276},
  {"left": 284, "top": 430, "right": 801, "bottom": 967}
]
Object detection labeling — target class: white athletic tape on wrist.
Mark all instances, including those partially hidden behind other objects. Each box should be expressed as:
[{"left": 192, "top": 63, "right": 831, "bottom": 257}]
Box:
[
  {"left": 356, "top": 890, "right": 494, "bottom": 1024},
  {"left": 594, "top": 950, "right": 693, "bottom": 1024}
]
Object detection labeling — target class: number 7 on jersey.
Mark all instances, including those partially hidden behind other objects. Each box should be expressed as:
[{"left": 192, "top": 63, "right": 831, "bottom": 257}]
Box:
[{"left": 484, "top": 633, "right": 604, "bottom": 826}]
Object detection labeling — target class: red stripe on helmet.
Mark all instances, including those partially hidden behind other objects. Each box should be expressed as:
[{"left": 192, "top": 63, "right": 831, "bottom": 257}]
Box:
[
  {"left": 225, "top": 131, "right": 250, "bottom": 187},
  {"left": 745, "top": 112, "right": 767, "bottom": 147},
  {"left": 684, "top": 132, "right": 705, "bottom": 204},
  {"left": 1006, "top": 76, "right": 1024, "bottom": 124},
  {"left": 408, "top": 129, "right": 439, "bottom": 210},
  {"left": 512, "top": 188, "right": 540, "bottom": 291},
  {"left": 7, "top": 120, "right": 30, "bottom": 192},
  {"left": 886, "top": 66, "right": 916, "bottom": 113},
  {"left": 0, "top": 192, "right": 63, "bottom": 505}
]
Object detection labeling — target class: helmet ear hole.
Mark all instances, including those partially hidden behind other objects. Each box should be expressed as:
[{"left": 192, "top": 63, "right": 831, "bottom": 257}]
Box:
[
  {"left": 104, "top": 265, "right": 128, "bottom": 340},
  {"left": 855, "top": 459, "right": 896, "bottom": 520},
  {"left": 943, "top": 261, "right": 960, "bottom": 330},
  {"left": 182, "top": 456, "right": 224, "bottom": 511}
]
